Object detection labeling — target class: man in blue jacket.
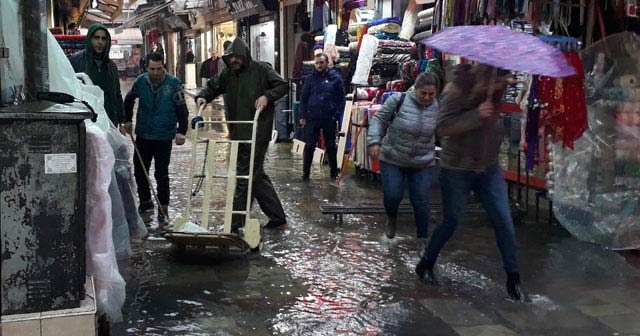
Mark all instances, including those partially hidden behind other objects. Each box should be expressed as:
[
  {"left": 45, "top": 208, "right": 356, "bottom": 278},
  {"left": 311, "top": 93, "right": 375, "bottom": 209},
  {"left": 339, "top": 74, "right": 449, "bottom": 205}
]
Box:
[
  {"left": 299, "top": 53, "right": 346, "bottom": 181},
  {"left": 122, "top": 52, "right": 188, "bottom": 229}
]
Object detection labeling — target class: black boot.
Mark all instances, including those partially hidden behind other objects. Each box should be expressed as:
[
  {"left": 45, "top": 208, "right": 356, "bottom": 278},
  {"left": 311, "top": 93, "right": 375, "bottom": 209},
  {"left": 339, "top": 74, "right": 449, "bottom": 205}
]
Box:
[
  {"left": 157, "top": 205, "right": 169, "bottom": 232},
  {"left": 506, "top": 272, "right": 530, "bottom": 302},
  {"left": 415, "top": 258, "right": 438, "bottom": 285},
  {"left": 385, "top": 216, "right": 397, "bottom": 239},
  {"left": 231, "top": 214, "right": 244, "bottom": 234},
  {"left": 328, "top": 152, "right": 339, "bottom": 180},
  {"left": 302, "top": 150, "right": 313, "bottom": 181}
]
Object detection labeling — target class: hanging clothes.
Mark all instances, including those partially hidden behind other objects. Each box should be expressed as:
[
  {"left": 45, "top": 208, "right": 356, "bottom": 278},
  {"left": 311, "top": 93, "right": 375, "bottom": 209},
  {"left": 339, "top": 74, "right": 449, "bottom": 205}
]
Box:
[
  {"left": 295, "top": 3, "right": 311, "bottom": 32},
  {"left": 543, "top": 51, "right": 588, "bottom": 149},
  {"left": 312, "top": 0, "right": 331, "bottom": 33},
  {"left": 524, "top": 50, "right": 588, "bottom": 170}
]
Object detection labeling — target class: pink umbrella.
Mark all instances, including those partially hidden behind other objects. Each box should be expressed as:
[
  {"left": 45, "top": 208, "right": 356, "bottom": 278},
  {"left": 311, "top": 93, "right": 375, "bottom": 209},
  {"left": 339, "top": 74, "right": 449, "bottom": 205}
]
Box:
[{"left": 421, "top": 25, "right": 576, "bottom": 78}]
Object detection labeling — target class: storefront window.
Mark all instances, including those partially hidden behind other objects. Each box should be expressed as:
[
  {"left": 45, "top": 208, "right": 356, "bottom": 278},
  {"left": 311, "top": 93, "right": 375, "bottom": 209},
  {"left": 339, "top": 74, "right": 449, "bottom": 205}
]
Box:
[
  {"left": 213, "top": 21, "right": 236, "bottom": 55},
  {"left": 250, "top": 21, "right": 276, "bottom": 68}
]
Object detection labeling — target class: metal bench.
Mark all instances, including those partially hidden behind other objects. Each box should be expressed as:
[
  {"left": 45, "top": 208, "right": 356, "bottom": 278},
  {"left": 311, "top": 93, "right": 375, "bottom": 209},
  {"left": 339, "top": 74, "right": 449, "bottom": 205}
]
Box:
[{"left": 320, "top": 203, "right": 487, "bottom": 225}]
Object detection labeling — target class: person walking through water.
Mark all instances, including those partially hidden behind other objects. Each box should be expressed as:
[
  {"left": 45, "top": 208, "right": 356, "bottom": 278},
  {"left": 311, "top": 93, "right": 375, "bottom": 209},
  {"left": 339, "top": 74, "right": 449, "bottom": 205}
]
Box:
[
  {"left": 415, "top": 64, "right": 529, "bottom": 302},
  {"left": 196, "top": 38, "right": 289, "bottom": 232},
  {"left": 122, "top": 52, "right": 188, "bottom": 231},
  {"left": 298, "top": 52, "right": 346, "bottom": 181},
  {"left": 366, "top": 72, "right": 439, "bottom": 240}
]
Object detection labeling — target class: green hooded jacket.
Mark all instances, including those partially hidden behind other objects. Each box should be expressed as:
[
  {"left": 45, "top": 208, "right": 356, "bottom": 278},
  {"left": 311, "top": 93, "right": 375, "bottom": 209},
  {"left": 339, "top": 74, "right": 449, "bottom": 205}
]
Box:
[
  {"left": 68, "top": 23, "right": 125, "bottom": 125},
  {"left": 196, "top": 38, "right": 289, "bottom": 143}
]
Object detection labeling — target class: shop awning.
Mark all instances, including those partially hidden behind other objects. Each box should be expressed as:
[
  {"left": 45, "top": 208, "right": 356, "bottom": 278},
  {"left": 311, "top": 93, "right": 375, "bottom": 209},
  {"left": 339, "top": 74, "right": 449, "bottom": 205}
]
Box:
[{"left": 114, "top": 0, "right": 174, "bottom": 34}]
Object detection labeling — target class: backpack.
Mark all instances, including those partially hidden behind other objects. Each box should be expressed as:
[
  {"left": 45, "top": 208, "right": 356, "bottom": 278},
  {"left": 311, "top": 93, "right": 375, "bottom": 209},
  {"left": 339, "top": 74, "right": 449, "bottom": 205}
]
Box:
[{"left": 394, "top": 93, "right": 406, "bottom": 118}]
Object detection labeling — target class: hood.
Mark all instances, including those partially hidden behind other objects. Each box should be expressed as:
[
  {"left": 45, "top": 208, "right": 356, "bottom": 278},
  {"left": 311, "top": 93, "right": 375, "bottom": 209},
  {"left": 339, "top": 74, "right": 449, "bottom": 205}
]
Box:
[
  {"left": 450, "top": 63, "right": 505, "bottom": 103},
  {"left": 450, "top": 63, "right": 475, "bottom": 92},
  {"left": 85, "top": 23, "right": 111, "bottom": 60},
  {"left": 222, "top": 38, "right": 251, "bottom": 71}
]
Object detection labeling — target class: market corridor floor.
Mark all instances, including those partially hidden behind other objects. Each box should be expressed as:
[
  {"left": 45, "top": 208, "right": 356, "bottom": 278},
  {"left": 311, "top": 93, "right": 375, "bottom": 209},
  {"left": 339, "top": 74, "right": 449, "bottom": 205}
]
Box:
[{"left": 111, "top": 79, "right": 640, "bottom": 336}]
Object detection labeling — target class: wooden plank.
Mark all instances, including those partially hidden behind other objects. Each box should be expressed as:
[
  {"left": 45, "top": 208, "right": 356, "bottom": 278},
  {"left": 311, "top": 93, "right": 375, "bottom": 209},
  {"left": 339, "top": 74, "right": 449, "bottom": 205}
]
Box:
[
  {"left": 164, "top": 232, "right": 250, "bottom": 250},
  {"left": 336, "top": 98, "right": 353, "bottom": 168}
]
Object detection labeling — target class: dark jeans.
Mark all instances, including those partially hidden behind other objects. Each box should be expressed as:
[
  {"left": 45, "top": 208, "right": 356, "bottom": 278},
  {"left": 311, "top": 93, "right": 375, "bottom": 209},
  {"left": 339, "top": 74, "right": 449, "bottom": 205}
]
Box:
[
  {"left": 303, "top": 118, "right": 338, "bottom": 175},
  {"left": 133, "top": 137, "right": 173, "bottom": 206},
  {"left": 232, "top": 142, "right": 286, "bottom": 227},
  {"left": 424, "top": 164, "right": 519, "bottom": 273},
  {"left": 380, "top": 161, "right": 433, "bottom": 239}
]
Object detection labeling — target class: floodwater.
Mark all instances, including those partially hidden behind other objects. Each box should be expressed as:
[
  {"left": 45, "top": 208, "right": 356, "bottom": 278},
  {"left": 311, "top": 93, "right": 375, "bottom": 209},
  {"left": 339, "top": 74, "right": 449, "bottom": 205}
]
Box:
[{"left": 112, "top": 80, "right": 640, "bottom": 336}]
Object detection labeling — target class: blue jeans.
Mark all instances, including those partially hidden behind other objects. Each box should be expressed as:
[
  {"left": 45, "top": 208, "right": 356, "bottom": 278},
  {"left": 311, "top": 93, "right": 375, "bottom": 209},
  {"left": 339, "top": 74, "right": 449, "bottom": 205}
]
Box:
[
  {"left": 380, "top": 161, "right": 433, "bottom": 239},
  {"left": 424, "top": 164, "right": 519, "bottom": 273}
]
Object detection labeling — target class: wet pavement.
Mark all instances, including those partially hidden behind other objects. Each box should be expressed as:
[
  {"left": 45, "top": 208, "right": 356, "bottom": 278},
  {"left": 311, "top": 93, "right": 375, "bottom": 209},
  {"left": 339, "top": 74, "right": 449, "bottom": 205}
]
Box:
[{"left": 112, "top": 80, "right": 640, "bottom": 336}]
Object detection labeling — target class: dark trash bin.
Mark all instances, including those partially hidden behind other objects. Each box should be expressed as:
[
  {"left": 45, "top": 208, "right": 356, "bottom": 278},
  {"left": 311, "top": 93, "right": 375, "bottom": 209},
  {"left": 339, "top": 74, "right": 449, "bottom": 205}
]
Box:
[{"left": 1, "top": 101, "right": 90, "bottom": 315}]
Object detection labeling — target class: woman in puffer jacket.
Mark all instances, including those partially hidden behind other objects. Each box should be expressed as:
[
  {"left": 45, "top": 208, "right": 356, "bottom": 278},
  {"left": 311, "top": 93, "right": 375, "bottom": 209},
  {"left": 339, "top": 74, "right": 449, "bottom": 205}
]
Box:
[{"left": 366, "top": 72, "right": 440, "bottom": 240}]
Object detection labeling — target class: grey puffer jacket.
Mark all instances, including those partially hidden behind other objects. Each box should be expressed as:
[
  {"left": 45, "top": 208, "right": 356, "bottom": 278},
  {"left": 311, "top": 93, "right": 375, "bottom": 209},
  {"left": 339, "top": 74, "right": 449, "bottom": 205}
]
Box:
[{"left": 366, "top": 87, "right": 438, "bottom": 168}]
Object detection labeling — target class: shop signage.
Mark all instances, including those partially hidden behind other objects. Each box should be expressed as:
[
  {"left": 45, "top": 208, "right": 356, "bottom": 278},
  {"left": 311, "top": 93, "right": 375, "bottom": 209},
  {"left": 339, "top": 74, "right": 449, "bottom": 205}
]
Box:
[{"left": 225, "top": 0, "right": 266, "bottom": 19}]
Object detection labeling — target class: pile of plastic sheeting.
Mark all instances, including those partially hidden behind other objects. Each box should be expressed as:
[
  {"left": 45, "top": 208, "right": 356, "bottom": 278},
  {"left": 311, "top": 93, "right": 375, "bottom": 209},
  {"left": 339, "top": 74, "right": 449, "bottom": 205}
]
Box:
[{"left": 550, "top": 32, "right": 640, "bottom": 250}]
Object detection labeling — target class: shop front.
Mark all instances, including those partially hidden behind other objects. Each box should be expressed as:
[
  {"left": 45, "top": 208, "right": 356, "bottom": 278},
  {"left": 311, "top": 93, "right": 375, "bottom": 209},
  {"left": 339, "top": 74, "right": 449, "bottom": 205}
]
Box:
[{"left": 225, "top": 0, "right": 280, "bottom": 73}]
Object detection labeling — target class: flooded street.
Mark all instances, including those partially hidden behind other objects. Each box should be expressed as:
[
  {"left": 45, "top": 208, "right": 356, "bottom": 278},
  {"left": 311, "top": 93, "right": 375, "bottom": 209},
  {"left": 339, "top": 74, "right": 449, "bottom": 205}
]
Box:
[{"left": 112, "top": 80, "right": 640, "bottom": 336}]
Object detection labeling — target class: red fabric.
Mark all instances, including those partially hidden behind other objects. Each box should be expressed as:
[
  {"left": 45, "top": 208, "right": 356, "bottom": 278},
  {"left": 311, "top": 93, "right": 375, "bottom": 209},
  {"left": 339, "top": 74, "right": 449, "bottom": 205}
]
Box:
[
  {"left": 292, "top": 41, "right": 312, "bottom": 81},
  {"left": 356, "top": 25, "right": 368, "bottom": 52},
  {"left": 537, "top": 51, "right": 588, "bottom": 149}
]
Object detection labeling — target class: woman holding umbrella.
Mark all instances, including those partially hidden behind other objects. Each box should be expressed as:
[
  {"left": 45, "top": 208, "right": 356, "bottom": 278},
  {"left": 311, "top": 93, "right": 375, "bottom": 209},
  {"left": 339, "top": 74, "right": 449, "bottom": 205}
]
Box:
[{"left": 415, "top": 63, "right": 529, "bottom": 302}]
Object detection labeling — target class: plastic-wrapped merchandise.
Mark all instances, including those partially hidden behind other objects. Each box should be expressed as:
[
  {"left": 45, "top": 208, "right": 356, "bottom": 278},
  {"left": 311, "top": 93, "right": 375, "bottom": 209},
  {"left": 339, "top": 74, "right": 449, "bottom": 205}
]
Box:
[
  {"left": 86, "top": 129, "right": 127, "bottom": 321},
  {"left": 108, "top": 128, "right": 147, "bottom": 242},
  {"left": 108, "top": 169, "right": 132, "bottom": 260},
  {"left": 550, "top": 32, "right": 640, "bottom": 250}
]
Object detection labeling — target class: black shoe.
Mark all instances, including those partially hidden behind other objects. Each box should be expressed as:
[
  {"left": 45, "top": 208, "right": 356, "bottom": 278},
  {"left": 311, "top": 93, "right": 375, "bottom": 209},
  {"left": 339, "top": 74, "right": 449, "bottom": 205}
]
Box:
[
  {"left": 330, "top": 173, "right": 339, "bottom": 180},
  {"left": 264, "top": 219, "right": 287, "bottom": 229},
  {"left": 157, "top": 205, "right": 169, "bottom": 222},
  {"left": 302, "top": 174, "right": 310, "bottom": 182},
  {"left": 415, "top": 259, "right": 437, "bottom": 285},
  {"left": 506, "top": 272, "right": 530, "bottom": 302},
  {"left": 230, "top": 220, "right": 242, "bottom": 235},
  {"left": 385, "top": 216, "right": 397, "bottom": 239}
]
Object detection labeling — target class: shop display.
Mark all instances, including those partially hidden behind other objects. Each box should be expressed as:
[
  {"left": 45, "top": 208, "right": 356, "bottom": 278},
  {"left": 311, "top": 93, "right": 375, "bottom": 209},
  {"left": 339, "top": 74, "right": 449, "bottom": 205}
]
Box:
[
  {"left": 551, "top": 32, "right": 640, "bottom": 250},
  {"left": 54, "top": 34, "right": 86, "bottom": 55}
]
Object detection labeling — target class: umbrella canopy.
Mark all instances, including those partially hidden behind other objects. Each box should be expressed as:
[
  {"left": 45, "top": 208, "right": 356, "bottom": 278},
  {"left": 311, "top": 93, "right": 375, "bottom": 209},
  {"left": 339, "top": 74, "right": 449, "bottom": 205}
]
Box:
[{"left": 421, "top": 25, "right": 577, "bottom": 78}]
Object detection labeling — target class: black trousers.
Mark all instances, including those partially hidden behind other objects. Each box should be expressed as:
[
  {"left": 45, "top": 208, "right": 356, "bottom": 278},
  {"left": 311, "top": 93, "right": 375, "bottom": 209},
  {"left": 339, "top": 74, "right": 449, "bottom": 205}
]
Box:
[
  {"left": 303, "top": 118, "right": 338, "bottom": 175},
  {"left": 133, "top": 137, "right": 173, "bottom": 206},
  {"left": 232, "top": 142, "right": 286, "bottom": 227}
]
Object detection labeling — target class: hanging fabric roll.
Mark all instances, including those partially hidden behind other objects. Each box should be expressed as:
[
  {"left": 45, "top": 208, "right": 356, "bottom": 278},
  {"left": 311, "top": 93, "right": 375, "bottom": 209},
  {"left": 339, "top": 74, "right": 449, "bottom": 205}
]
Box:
[{"left": 399, "top": 0, "right": 418, "bottom": 41}]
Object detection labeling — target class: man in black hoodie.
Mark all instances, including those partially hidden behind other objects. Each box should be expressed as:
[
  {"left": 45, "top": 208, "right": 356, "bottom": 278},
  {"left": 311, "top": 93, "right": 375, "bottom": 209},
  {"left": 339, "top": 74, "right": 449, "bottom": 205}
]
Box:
[
  {"left": 68, "top": 23, "right": 125, "bottom": 130},
  {"left": 196, "top": 38, "right": 289, "bottom": 232}
]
